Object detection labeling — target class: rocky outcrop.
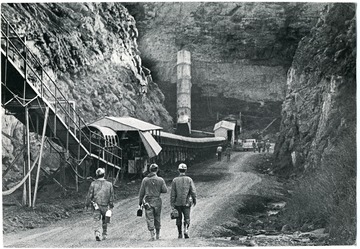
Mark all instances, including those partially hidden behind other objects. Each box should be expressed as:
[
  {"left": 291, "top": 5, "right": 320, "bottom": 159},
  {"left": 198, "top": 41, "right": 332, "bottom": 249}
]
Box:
[
  {"left": 1, "top": 3, "right": 173, "bottom": 184},
  {"left": 273, "top": 3, "right": 356, "bottom": 172},
  {"left": 125, "top": 2, "right": 326, "bottom": 130}
]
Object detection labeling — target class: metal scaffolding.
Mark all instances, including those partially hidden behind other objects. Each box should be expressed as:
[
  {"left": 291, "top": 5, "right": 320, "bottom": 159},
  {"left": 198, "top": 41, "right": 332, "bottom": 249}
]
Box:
[{"left": 1, "top": 14, "right": 122, "bottom": 207}]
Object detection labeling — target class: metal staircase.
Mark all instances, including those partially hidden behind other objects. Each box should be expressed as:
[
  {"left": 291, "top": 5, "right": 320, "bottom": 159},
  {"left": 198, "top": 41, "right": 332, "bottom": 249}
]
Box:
[{"left": 1, "top": 14, "right": 122, "bottom": 204}]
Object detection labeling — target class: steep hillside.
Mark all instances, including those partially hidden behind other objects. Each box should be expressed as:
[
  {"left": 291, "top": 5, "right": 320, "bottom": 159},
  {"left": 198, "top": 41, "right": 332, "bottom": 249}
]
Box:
[
  {"left": 1, "top": 3, "right": 173, "bottom": 186},
  {"left": 273, "top": 3, "right": 356, "bottom": 244},
  {"left": 274, "top": 3, "right": 356, "bottom": 173},
  {"left": 124, "top": 2, "right": 326, "bottom": 130}
]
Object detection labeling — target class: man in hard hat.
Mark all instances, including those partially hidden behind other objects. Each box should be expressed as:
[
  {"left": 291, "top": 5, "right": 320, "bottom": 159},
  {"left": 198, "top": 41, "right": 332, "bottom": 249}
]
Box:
[
  {"left": 85, "top": 168, "right": 114, "bottom": 241},
  {"left": 170, "top": 163, "right": 197, "bottom": 239},
  {"left": 216, "top": 145, "right": 223, "bottom": 161},
  {"left": 138, "top": 163, "right": 168, "bottom": 241}
]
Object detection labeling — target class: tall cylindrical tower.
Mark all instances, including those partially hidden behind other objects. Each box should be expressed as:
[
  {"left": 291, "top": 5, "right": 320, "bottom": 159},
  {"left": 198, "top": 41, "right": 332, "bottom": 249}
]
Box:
[{"left": 176, "top": 50, "right": 192, "bottom": 136}]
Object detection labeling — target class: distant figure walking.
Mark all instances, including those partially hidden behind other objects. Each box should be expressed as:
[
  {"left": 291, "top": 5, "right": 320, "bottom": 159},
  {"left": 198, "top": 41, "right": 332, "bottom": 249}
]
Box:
[
  {"left": 252, "top": 141, "right": 257, "bottom": 153},
  {"left": 225, "top": 145, "right": 232, "bottom": 162},
  {"left": 85, "top": 168, "right": 114, "bottom": 241},
  {"left": 257, "top": 141, "right": 263, "bottom": 153},
  {"left": 262, "top": 140, "right": 266, "bottom": 152},
  {"left": 265, "top": 140, "right": 271, "bottom": 153},
  {"left": 171, "top": 163, "right": 197, "bottom": 239},
  {"left": 216, "top": 145, "right": 223, "bottom": 161},
  {"left": 138, "top": 163, "right": 168, "bottom": 241}
]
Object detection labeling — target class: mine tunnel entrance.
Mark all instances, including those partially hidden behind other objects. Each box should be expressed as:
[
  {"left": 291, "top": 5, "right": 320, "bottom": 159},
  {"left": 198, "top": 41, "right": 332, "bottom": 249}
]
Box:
[{"left": 176, "top": 123, "right": 191, "bottom": 136}]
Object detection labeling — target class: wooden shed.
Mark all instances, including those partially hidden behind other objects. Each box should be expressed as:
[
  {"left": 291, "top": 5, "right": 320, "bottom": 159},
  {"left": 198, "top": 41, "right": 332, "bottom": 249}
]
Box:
[{"left": 213, "top": 120, "right": 236, "bottom": 145}]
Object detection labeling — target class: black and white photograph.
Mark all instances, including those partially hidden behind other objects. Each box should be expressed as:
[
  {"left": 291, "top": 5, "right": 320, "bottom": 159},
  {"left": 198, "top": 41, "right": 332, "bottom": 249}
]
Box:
[{"left": 1, "top": 1, "right": 356, "bottom": 247}]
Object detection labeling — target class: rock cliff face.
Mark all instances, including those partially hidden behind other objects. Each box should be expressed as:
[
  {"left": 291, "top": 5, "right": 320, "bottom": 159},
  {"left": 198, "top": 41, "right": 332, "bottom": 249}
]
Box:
[
  {"left": 124, "top": 2, "right": 326, "bottom": 130},
  {"left": 1, "top": 3, "right": 173, "bottom": 183},
  {"left": 273, "top": 3, "right": 356, "bottom": 172}
]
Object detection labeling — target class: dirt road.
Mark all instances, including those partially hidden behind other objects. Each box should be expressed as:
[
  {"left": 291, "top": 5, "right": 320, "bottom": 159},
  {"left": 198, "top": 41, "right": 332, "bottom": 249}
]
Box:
[{"left": 3, "top": 152, "right": 264, "bottom": 247}]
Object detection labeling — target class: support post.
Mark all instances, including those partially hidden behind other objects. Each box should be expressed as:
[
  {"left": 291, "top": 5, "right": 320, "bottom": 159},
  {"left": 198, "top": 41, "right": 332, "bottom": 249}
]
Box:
[
  {"left": 24, "top": 36, "right": 27, "bottom": 77},
  {"left": 25, "top": 106, "right": 32, "bottom": 207},
  {"left": 120, "top": 149, "right": 124, "bottom": 181},
  {"left": 54, "top": 88, "right": 57, "bottom": 137},
  {"left": 3, "top": 20, "right": 9, "bottom": 94},
  {"left": 33, "top": 107, "right": 49, "bottom": 208},
  {"left": 23, "top": 36, "right": 27, "bottom": 104},
  {"left": 22, "top": 125, "right": 27, "bottom": 206},
  {"left": 76, "top": 153, "right": 79, "bottom": 192},
  {"left": 60, "top": 151, "right": 66, "bottom": 190},
  {"left": 75, "top": 110, "right": 79, "bottom": 192},
  {"left": 36, "top": 114, "right": 39, "bottom": 140}
]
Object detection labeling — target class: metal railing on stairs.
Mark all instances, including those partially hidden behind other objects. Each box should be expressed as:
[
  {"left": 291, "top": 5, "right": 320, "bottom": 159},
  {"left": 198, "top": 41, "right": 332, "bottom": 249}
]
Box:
[{"left": 1, "top": 14, "right": 122, "bottom": 172}]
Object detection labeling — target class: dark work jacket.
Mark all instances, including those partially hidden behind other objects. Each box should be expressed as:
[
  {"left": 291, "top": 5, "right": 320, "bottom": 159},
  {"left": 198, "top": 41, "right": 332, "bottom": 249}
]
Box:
[
  {"left": 86, "top": 178, "right": 114, "bottom": 207},
  {"left": 138, "top": 172, "right": 167, "bottom": 206},
  {"left": 171, "top": 173, "right": 197, "bottom": 207}
]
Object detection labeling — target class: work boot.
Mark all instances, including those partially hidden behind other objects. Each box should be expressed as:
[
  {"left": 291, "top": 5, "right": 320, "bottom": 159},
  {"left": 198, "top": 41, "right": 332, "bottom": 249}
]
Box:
[
  {"left": 184, "top": 224, "right": 189, "bottom": 239},
  {"left": 102, "top": 224, "right": 107, "bottom": 240},
  {"left": 177, "top": 225, "right": 182, "bottom": 239},
  {"left": 149, "top": 230, "right": 155, "bottom": 241},
  {"left": 184, "top": 233, "right": 189, "bottom": 239},
  {"left": 95, "top": 230, "right": 101, "bottom": 241},
  {"left": 156, "top": 229, "right": 160, "bottom": 240}
]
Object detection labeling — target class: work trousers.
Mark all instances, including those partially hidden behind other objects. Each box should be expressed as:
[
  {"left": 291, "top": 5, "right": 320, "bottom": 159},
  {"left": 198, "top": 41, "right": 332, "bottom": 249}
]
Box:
[
  {"left": 174, "top": 206, "right": 191, "bottom": 226},
  {"left": 93, "top": 204, "right": 109, "bottom": 236},
  {"left": 145, "top": 197, "right": 162, "bottom": 231}
]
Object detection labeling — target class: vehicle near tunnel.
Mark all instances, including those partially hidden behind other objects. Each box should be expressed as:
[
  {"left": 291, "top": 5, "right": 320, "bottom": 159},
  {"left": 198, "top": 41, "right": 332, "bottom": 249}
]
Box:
[{"left": 241, "top": 139, "right": 257, "bottom": 151}]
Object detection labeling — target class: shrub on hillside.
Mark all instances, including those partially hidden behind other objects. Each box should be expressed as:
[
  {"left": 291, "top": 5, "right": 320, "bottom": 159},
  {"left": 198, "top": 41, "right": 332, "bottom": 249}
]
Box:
[{"left": 280, "top": 127, "right": 356, "bottom": 245}]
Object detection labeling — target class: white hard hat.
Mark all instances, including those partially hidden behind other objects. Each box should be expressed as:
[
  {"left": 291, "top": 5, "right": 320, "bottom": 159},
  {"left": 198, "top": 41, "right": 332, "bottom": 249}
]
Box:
[
  {"left": 149, "top": 163, "right": 158, "bottom": 171},
  {"left": 96, "top": 168, "right": 105, "bottom": 176},
  {"left": 178, "top": 163, "right": 187, "bottom": 170}
]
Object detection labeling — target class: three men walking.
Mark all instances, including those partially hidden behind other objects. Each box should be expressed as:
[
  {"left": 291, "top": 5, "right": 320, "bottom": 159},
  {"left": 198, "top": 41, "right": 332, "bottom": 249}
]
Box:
[{"left": 86, "top": 162, "right": 197, "bottom": 241}]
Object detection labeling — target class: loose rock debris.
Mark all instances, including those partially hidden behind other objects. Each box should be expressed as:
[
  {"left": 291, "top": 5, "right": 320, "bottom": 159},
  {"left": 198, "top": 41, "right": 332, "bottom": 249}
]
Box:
[{"left": 227, "top": 229, "right": 329, "bottom": 246}]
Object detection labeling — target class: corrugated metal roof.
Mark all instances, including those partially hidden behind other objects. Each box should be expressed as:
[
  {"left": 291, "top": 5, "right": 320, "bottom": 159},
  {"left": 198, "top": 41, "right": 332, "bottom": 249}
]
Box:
[
  {"left": 213, "top": 120, "right": 236, "bottom": 131},
  {"left": 161, "top": 132, "right": 226, "bottom": 143},
  {"left": 88, "top": 124, "right": 117, "bottom": 137},
  {"left": 90, "top": 116, "right": 163, "bottom": 132}
]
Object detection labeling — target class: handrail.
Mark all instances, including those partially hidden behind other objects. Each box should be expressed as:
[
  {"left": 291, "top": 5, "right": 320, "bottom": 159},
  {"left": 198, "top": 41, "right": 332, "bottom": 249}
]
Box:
[{"left": 1, "top": 14, "right": 122, "bottom": 168}]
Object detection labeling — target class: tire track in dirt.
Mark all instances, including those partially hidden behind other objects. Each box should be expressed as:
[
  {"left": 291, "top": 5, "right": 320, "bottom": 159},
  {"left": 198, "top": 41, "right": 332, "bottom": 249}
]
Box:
[{"left": 3, "top": 152, "right": 262, "bottom": 247}]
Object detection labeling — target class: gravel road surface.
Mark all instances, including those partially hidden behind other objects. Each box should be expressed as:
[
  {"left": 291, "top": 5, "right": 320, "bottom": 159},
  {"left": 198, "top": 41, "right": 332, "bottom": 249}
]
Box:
[{"left": 3, "top": 152, "right": 262, "bottom": 248}]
